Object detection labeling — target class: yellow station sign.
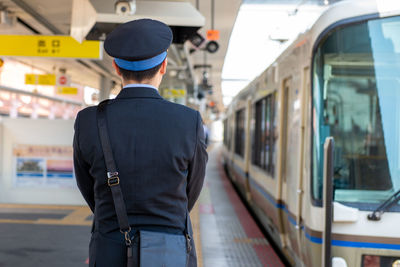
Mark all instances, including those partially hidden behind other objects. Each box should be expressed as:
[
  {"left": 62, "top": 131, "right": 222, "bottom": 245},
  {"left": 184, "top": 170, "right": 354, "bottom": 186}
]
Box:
[
  {"left": 163, "top": 89, "right": 186, "bottom": 98},
  {"left": 0, "top": 35, "right": 102, "bottom": 59},
  {"left": 25, "top": 74, "right": 57, "bottom": 86},
  {"left": 56, "top": 87, "right": 78, "bottom": 95}
]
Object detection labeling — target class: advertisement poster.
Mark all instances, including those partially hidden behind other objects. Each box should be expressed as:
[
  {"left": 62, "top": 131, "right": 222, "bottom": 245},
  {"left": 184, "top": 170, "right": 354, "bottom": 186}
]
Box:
[{"left": 13, "top": 144, "right": 75, "bottom": 188}]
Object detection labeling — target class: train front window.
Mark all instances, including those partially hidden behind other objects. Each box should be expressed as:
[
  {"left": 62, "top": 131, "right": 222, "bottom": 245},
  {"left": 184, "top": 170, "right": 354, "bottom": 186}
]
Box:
[{"left": 312, "top": 16, "right": 400, "bottom": 206}]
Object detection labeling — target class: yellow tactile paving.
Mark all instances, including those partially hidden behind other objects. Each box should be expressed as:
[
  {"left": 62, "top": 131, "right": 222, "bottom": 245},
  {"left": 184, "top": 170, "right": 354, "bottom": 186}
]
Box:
[
  {"left": 0, "top": 203, "right": 91, "bottom": 226},
  {"left": 190, "top": 201, "right": 203, "bottom": 267},
  {"left": 0, "top": 202, "right": 204, "bottom": 265},
  {"left": 0, "top": 218, "right": 36, "bottom": 224},
  {"left": 0, "top": 143, "right": 213, "bottom": 261},
  {"left": 0, "top": 203, "right": 83, "bottom": 210},
  {"left": 191, "top": 144, "right": 213, "bottom": 267},
  {"left": 36, "top": 206, "right": 92, "bottom": 226}
]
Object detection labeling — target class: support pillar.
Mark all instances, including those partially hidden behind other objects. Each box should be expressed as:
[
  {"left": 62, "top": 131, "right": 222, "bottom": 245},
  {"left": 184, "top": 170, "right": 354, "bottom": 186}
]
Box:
[{"left": 99, "top": 75, "right": 112, "bottom": 101}]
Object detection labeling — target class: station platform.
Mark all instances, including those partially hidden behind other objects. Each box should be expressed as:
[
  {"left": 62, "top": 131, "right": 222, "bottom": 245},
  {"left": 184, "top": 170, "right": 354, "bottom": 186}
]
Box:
[{"left": 0, "top": 145, "right": 284, "bottom": 267}]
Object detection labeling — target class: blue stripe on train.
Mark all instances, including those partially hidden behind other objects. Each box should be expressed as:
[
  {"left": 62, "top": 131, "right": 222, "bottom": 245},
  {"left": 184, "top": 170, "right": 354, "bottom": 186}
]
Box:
[
  {"left": 332, "top": 240, "right": 400, "bottom": 250},
  {"left": 230, "top": 162, "right": 400, "bottom": 250},
  {"left": 304, "top": 230, "right": 323, "bottom": 244}
]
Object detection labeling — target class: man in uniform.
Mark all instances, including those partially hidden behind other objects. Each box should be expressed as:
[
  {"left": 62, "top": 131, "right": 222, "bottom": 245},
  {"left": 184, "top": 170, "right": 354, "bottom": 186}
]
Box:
[{"left": 73, "top": 19, "right": 208, "bottom": 267}]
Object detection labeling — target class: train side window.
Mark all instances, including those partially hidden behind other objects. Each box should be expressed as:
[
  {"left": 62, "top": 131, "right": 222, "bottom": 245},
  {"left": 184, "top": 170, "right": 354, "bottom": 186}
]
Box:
[
  {"left": 234, "top": 109, "right": 246, "bottom": 157},
  {"left": 252, "top": 100, "right": 262, "bottom": 166},
  {"left": 223, "top": 119, "right": 228, "bottom": 148},
  {"left": 252, "top": 93, "right": 277, "bottom": 176},
  {"left": 228, "top": 117, "right": 233, "bottom": 150}
]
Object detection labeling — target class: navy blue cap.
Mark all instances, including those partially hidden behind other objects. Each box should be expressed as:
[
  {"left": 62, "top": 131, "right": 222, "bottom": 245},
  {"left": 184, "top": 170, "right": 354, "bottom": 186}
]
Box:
[{"left": 104, "top": 19, "right": 173, "bottom": 71}]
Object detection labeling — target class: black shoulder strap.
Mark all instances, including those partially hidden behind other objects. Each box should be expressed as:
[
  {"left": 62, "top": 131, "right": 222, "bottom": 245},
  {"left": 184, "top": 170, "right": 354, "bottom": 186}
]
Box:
[
  {"left": 97, "top": 100, "right": 131, "bottom": 238},
  {"left": 96, "top": 99, "right": 191, "bottom": 249}
]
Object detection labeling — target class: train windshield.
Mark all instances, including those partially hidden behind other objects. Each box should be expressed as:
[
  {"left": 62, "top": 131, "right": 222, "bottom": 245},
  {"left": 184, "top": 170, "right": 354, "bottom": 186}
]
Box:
[{"left": 312, "top": 16, "right": 400, "bottom": 206}]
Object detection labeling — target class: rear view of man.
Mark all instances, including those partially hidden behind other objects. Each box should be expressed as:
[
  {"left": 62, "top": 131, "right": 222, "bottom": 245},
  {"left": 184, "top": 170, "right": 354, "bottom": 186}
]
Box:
[{"left": 73, "top": 19, "right": 208, "bottom": 267}]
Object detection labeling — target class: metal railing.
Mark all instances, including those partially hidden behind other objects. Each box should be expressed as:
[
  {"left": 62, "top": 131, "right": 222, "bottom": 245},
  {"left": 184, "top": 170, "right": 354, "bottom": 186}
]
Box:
[
  {"left": 0, "top": 85, "right": 83, "bottom": 106},
  {"left": 0, "top": 85, "right": 84, "bottom": 119}
]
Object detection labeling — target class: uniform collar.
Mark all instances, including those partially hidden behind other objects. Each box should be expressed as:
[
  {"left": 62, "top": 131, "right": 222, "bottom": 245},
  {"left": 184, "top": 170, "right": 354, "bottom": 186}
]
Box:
[{"left": 116, "top": 84, "right": 163, "bottom": 99}]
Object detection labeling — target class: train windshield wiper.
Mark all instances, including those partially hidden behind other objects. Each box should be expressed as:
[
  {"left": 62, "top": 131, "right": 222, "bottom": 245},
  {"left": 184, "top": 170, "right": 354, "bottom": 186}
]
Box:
[{"left": 367, "top": 189, "right": 400, "bottom": 221}]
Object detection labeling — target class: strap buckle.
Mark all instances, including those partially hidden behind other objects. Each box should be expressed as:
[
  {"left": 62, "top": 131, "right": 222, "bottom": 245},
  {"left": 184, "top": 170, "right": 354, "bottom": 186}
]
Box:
[
  {"left": 107, "top": 172, "right": 120, "bottom": 187},
  {"left": 186, "top": 233, "right": 192, "bottom": 253},
  {"left": 120, "top": 227, "right": 132, "bottom": 246}
]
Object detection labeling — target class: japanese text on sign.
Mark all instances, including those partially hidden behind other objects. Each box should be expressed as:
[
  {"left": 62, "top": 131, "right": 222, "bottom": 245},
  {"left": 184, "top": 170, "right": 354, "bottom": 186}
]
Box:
[
  {"left": 163, "top": 89, "right": 186, "bottom": 98},
  {"left": 56, "top": 87, "right": 78, "bottom": 95},
  {"left": 0, "top": 35, "right": 102, "bottom": 59},
  {"left": 25, "top": 74, "right": 56, "bottom": 86}
]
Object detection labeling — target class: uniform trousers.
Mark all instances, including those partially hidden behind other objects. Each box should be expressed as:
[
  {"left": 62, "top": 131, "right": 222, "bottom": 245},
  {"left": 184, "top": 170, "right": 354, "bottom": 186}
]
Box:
[{"left": 90, "top": 230, "right": 140, "bottom": 267}]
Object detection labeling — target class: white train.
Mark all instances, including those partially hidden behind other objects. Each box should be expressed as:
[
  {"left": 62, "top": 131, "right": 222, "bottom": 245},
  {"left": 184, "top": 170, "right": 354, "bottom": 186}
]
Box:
[{"left": 222, "top": 1, "right": 400, "bottom": 266}]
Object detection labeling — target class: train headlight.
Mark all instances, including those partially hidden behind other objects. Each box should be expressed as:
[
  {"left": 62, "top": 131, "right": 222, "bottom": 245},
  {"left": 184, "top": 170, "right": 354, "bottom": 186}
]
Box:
[{"left": 362, "top": 255, "right": 400, "bottom": 267}]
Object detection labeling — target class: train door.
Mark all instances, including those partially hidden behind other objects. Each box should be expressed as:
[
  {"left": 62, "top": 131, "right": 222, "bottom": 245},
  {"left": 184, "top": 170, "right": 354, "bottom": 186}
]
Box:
[
  {"left": 244, "top": 98, "right": 253, "bottom": 200},
  {"left": 279, "top": 76, "right": 303, "bottom": 259},
  {"left": 297, "top": 67, "right": 311, "bottom": 264}
]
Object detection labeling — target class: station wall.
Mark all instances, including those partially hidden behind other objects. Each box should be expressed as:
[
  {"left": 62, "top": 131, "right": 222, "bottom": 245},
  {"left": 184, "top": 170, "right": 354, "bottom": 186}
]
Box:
[{"left": 0, "top": 118, "right": 85, "bottom": 205}]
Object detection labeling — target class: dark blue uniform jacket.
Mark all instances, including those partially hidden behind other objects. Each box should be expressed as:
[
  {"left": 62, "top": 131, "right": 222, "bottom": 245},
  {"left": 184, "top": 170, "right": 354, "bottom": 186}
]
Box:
[{"left": 73, "top": 86, "right": 208, "bottom": 267}]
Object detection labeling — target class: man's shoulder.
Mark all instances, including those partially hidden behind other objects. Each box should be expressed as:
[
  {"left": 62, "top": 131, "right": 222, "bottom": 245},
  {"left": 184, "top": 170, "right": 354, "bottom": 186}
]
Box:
[
  {"left": 76, "top": 105, "right": 97, "bottom": 120},
  {"left": 77, "top": 99, "right": 116, "bottom": 117},
  {"left": 160, "top": 100, "right": 199, "bottom": 118},
  {"left": 76, "top": 99, "right": 199, "bottom": 121}
]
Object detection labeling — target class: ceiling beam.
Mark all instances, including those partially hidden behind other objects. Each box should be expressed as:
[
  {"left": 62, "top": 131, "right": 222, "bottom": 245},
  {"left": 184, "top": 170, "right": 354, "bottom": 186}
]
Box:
[{"left": 10, "top": 0, "right": 63, "bottom": 34}]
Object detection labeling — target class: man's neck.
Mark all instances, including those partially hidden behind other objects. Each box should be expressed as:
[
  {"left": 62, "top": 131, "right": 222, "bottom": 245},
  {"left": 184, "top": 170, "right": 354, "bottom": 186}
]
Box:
[{"left": 122, "top": 79, "right": 159, "bottom": 89}]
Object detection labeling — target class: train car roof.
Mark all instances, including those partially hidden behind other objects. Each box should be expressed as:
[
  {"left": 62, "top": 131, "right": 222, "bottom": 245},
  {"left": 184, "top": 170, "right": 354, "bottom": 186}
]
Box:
[
  {"left": 309, "top": 0, "right": 400, "bottom": 48},
  {"left": 279, "top": 0, "right": 400, "bottom": 64},
  {"left": 227, "top": 0, "right": 400, "bottom": 111}
]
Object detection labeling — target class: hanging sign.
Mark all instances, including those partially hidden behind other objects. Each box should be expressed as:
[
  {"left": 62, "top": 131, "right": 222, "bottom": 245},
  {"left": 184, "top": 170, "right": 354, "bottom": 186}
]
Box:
[
  {"left": 25, "top": 74, "right": 36, "bottom": 85},
  {"left": 25, "top": 74, "right": 56, "bottom": 86},
  {"left": 163, "top": 89, "right": 186, "bottom": 98},
  {"left": 56, "top": 74, "right": 71, "bottom": 87},
  {"left": 206, "top": 30, "right": 220, "bottom": 41},
  {"left": 56, "top": 87, "right": 78, "bottom": 95},
  {"left": 0, "top": 35, "right": 102, "bottom": 59}
]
